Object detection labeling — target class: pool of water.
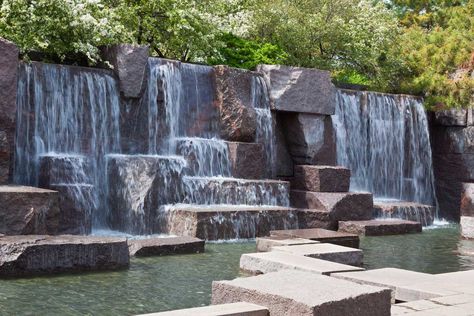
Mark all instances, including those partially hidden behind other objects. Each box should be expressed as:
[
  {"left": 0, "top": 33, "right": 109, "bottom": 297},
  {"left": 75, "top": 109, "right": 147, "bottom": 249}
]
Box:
[{"left": 1, "top": 225, "right": 474, "bottom": 315}]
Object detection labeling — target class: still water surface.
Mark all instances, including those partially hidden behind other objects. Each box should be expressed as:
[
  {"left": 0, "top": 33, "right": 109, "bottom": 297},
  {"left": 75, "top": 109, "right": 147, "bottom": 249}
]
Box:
[{"left": 1, "top": 225, "right": 473, "bottom": 315}]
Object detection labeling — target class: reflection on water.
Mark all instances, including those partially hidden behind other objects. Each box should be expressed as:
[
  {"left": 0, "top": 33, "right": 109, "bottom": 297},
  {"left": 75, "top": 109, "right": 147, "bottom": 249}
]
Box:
[
  {"left": 1, "top": 226, "right": 474, "bottom": 315},
  {"left": 361, "top": 224, "right": 474, "bottom": 273}
]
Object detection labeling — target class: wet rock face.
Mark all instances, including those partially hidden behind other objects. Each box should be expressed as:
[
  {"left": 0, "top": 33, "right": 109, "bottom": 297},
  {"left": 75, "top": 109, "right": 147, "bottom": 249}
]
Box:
[
  {"left": 227, "top": 142, "right": 266, "bottom": 179},
  {"left": 101, "top": 44, "right": 149, "bottom": 98},
  {"left": 0, "top": 235, "right": 129, "bottom": 277},
  {"left": 434, "top": 109, "right": 469, "bottom": 127},
  {"left": 213, "top": 65, "right": 257, "bottom": 142},
  {"left": 0, "top": 38, "right": 19, "bottom": 184},
  {"left": 0, "top": 186, "right": 61, "bottom": 235},
  {"left": 257, "top": 64, "right": 336, "bottom": 115},
  {"left": 281, "top": 113, "right": 336, "bottom": 165}
]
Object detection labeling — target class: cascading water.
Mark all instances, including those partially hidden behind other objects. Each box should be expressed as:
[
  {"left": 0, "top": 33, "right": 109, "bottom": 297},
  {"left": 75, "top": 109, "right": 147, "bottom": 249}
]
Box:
[
  {"left": 14, "top": 62, "right": 121, "bottom": 230},
  {"left": 333, "top": 89, "right": 438, "bottom": 214}
]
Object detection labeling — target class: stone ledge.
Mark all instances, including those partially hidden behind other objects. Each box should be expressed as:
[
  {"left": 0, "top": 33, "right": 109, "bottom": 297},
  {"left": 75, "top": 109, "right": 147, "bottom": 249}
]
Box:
[
  {"left": 338, "top": 220, "right": 422, "bottom": 236},
  {"left": 135, "top": 302, "right": 269, "bottom": 316},
  {"left": 270, "top": 228, "right": 360, "bottom": 248},
  {"left": 256, "top": 236, "right": 319, "bottom": 252},
  {"left": 128, "top": 236, "right": 204, "bottom": 257},
  {"left": 212, "top": 270, "right": 391, "bottom": 316},
  {"left": 0, "top": 235, "right": 129, "bottom": 277}
]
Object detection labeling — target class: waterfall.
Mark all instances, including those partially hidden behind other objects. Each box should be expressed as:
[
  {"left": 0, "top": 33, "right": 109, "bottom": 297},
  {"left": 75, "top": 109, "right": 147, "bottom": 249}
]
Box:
[
  {"left": 333, "top": 90, "right": 437, "bottom": 209},
  {"left": 251, "top": 75, "right": 276, "bottom": 177},
  {"left": 14, "top": 62, "right": 122, "bottom": 229}
]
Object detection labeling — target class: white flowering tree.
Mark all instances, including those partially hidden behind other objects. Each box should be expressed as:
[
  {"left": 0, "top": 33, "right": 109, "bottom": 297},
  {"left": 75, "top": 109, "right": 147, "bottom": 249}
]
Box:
[{"left": 0, "top": 0, "right": 126, "bottom": 63}]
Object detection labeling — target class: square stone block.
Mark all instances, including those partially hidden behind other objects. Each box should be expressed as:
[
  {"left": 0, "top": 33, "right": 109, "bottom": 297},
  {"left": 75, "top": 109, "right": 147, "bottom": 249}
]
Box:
[
  {"left": 270, "top": 228, "right": 360, "bottom": 248},
  {"left": 338, "top": 220, "right": 422, "bottom": 236},
  {"left": 256, "top": 236, "right": 319, "bottom": 252},
  {"left": 291, "top": 165, "right": 350, "bottom": 192},
  {"left": 212, "top": 270, "right": 391, "bottom": 316}
]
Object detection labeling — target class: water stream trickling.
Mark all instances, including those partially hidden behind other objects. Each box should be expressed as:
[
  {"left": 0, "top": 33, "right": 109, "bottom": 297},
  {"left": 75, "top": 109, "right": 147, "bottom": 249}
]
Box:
[{"left": 332, "top": 89, "right": 438, "bottom": 212}]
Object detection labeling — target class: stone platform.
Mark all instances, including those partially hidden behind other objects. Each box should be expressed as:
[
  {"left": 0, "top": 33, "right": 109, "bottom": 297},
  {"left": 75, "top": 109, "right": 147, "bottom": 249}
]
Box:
[
  {"left": 338, "top": 220, "right": 422, "bottom": 236},
  {"left": 270, "top": 228, "right": 360, "bottom": 248},
  {"left": 136, "top": 302, "right": 269, "bottom": 316},
  {"left": 164, "top": 205, "right": 298, "bottom": 240},
  {"left": 128, "top": 236, "right": 204, "bottom": 257},
  {"left": 0, "top": 185, "right": 60, "bottom": 235},
  {"left": 290, "top": 165, "right": 350, "bottom": 192},
  {"left": 373, "top": 200, "right": 435, "bottom": 226},
  {"left": 0, "top": 235, "right": 129, "bottom": 277},
  {"left": 212, "top": 270, "right": 391, "bottom": 316},
  {"left": 271, "top": 243, "right": 363, "bottom": 266},
  {"left": 256, "top": 236, "right": 319, "bottom": 252},
  {"left": 240, "top": 251, "right": 363, "bottom": 275}
]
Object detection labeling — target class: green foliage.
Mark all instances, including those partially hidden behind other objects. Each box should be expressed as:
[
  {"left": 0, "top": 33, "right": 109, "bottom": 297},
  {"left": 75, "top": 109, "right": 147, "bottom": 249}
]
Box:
[
  {"left": 0, "top": 0, "right": 126, "bottom": 64},
  {"left": 208, "top": 33, "right": 287, "bottom": 70}
]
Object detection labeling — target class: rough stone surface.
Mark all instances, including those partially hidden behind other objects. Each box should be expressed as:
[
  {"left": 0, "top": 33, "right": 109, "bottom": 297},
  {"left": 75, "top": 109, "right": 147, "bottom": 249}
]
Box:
[
  {"left": 0, "top": 235, "right": 129, "bottom": 277},
  {"left": 281, "top": 113, "right": 336, "bottom": 165},
  {"left": 434, "top": 109, "right": 468, "bottom": 127},
  {"left": 274, "top": 112, "right": 294, "bottom": 177},
  {"left": 128, "top": 236, "right": 204, "bottom": 257},
  {"left": 38, "top": 155, "right": 92, "bottom": 186},
  {"left": 338, "top": 220, "right": 422, "bottom": 236},
  {"left": 0, "top": 185, "right": 61, "bottom": 235},
  {"left": 136, "top": 302, "right": 269, "bottom": 316},
  {"left": 461, "top": 216, "right": 474, "bottom": 239},
  {"left": 331, "top": 268, "right": 437, "bottom": 303},
  {"left": 240, "top": 251, "right": 363, "bottom": 275},
  {"left": 213, "top": 66, "right": 258, "bottom": 142},
  {"left": 271, "top": 243, "right": 363, "bottom": 266},
  {"left": 290, "top": 191, "right": 373, "bottom": 222},
  {"left": 164, "top": 205, "right": 298, "bottom": 240},
  {"left": 291, "top": 165, "right": 350, "bottom": 192},
  {"left": 227, "top": 142, "right": 266, "bottom": 179},
  {"left": 257, "top": 65, "right": 336, "bottom": 115},
  {"left": 0, "top": 38, "right": 19, "bottom": 184},
  {"left": 461, "top": 183, "right": 474, "bottom": 217},
  {"left": 373, "top": 201, "right": 435, "bottom": 226},
  {"left": 256, "top": 236, "right": 319, "bottom": 252},
  {"left": 212, "top": 270, "right": 391, "bottom": 316},
  {"left": 296, "top": 208, "right": 336, "bottom": 230},
  {"left": 101, "top": 44, "right": 149, "bottom": 98},
  {"left": 270, "top": 228, "right": 360, "bottom": 248}
]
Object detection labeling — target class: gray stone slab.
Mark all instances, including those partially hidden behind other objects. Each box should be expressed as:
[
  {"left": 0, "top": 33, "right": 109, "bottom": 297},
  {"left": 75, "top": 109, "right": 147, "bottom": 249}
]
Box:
[
  {"left": 270, "top": 228, "right": 360, "bottom": 248},
  {"left": 331, "top": 268, "right": 437, "bottom": 302},
  {"left": 338, "top": 219, "right": 422, "bottom": 236},
  {"left": 240, "top": 251, "right": 363, "bottom": 275},
  {"left": 257, "top": 65, "right": 336, "bottom": 115},
  {"left": 271, "top": 243, "right": 363, "bottom": 266},
  {"left": 128, "top": 236, "right": 204, "bottom": 257},
  {"left": 212, "top": 270, "right": 391, "bottom": 316},
  {"left": 391, "top": 305, "right": 415, "bottom": 315},
  {"left": 429, "top": 293, "right": 474, "bottom": 306},
  {"left": 136, "top": 302, "right": 269, "bottom": 316},
  {"left": 0, "top": 235, "right": 129, "bottom": 277},
  {"left": 396, "top": 299, "right": 445, "bottom": 311},
  {"left": 256, "top": 237, "right": 319, "bottom": 252}
]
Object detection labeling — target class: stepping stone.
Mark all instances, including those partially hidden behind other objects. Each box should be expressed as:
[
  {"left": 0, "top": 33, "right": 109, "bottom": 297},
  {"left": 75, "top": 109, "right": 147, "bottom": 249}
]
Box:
[
  {"left": 290, "top": 190, "right": 373, "bottom": 221},
  {"left": 338, "top": 220, "right": 422, "bottom": 236},
  {"left": 240, "top": 251, "right": 363, "bottom": 275},
  {"left": 0, "top": 235, "right": 129, "bottom": 277},
  {"left": 256, "top": 236, "right": 319, "bottom": 252},
  {"left": 128, "top": 236, "right": 205, "bottom": 257},
  {"left": 373, "top": 200, "right": 435, "bottom": 226},
  {"left": 270, "top": 228, "right": 360, "bottom": 248},
  {"left": 271, "top": 243, "right": 363, "bottom": 266},
  {"left": 290, "top": 165, "right": 350, "bottom": 192},
  {"left": 331, "top": 268, "right": 445, "bottom": 302},
  {"left": 0, "top": 185, "right": 60, "bottom": 235},
  {"left": 165, "top": 205, "right": 298, "bottom": 240},
  {"left": 136, "top": 302, "right": 269, "bottom": 316},
  {"left": 212, "top": 270, "right": 391, "bottom": 316}
]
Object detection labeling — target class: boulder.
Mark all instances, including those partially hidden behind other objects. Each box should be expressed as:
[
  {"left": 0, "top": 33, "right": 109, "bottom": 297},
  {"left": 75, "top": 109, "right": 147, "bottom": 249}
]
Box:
[
  {"left": 128, "top": 236, "right": 204, "bottom": 257},
  {"left": 290, "top": 191, "right": 373, "bottom": 222},
  {"left": 213, "top": 65, "right": 257, "bottom": 142},
  {"left": 0, "top": 235, "right": 129, "bottom": 277},
  {"left": 338, "top": 220, "right": 422, "bottom": 236},
  {"left": 291, "top": 165, "right": 350, "bottom": 192},
  {"left": 0, "top": 38, "right": 19, "bottom": 184},
  {"left": 0, "top": 186, "right": 60, "bottom": 235},
  {"left": 227, "top": 142, "right": 266, "bottom": 179},
  {"left": 281, "top": 113, "right": 336, "bottom": 165},
  {"left": 434, "top": 109, "right": 468, "bottom": 126},
  {"left": 257, "top": 65, "right": 336, "bottom": 115},
  {"left": 212, "top": 270, "right": 391, "bottom": 316},
  {"left": 101, "top": 44, "right": 149, "bottom": 98}
]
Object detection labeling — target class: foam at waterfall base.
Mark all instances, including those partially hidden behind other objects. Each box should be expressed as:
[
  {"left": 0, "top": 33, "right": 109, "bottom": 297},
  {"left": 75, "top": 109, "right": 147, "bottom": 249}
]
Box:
[{"left": 91, "top": 228, "right": 176, "bottom": 239}]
